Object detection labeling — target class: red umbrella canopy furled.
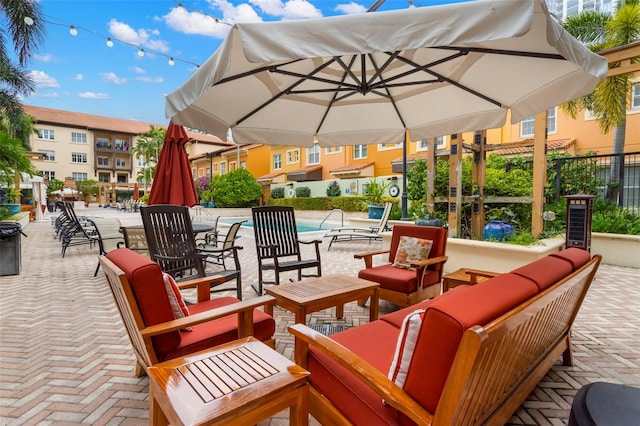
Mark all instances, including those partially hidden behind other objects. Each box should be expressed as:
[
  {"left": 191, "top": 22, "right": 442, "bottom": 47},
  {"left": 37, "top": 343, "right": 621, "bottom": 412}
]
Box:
[
  {"left": 133, "top": 183, "right": 139, "bottom": 201},
  {"left": 148, "top": 122, "right": 199, "bottom": 206}
]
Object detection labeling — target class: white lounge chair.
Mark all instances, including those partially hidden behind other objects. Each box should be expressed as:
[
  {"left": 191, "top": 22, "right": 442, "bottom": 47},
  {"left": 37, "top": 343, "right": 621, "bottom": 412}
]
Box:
[{"left": 324, "top": 201, "right": 393, "bottom": 250}]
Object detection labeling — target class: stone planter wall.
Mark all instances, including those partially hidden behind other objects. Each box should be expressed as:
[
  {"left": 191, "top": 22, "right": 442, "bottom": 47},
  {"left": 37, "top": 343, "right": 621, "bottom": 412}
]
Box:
[{"left": 592, "top": 233, "right": 640, "bottom": 268}]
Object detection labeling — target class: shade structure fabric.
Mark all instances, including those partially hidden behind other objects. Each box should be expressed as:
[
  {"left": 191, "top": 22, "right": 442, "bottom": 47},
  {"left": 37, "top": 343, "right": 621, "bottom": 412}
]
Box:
[
  {"left": 165, "top": 0, "right": 608, "bottom": 148},
  {"left": 148, "top": 122, "right": 199, "bottom": 207}
]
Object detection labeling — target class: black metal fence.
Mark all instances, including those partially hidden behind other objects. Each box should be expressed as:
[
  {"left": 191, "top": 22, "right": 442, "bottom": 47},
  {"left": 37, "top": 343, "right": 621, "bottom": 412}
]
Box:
[{"left": 548, "top": 152, "right": 640, "bottom": 211}]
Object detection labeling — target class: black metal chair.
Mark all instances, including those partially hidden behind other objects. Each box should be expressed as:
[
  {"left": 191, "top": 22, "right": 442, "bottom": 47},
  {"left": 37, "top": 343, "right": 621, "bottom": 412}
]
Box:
[
  {"left": 251, "top": 206, "right": 322, "bottom": 295},
  {"left": 140, "top": 204, "right": 243, "bottom": 299}
]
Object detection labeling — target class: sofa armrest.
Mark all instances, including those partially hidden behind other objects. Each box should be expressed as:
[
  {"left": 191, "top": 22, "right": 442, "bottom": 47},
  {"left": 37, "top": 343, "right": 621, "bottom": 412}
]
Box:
[
  {"left": 141, "top": 295, "right": 276, "bottom": 338},
  {"left": 354, "top": 249, "right": 390, "bottom": 269},
  {"left": 289, "top": 323, "right": 434, "bottom": 426}
]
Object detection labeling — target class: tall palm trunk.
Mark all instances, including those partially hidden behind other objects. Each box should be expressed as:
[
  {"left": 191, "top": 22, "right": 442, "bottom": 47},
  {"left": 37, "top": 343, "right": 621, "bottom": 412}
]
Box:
[{"left": 606, "top": 121, "right": 627, "bottom": 202}]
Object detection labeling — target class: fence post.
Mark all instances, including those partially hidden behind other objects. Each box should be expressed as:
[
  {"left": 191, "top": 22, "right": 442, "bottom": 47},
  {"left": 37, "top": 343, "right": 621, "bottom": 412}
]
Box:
[
  {"left": 554, "top": 158, "right": 562, "bottom": 202},
  {"left": 618, "top": 152, "right": 625, "bottom": 208}
]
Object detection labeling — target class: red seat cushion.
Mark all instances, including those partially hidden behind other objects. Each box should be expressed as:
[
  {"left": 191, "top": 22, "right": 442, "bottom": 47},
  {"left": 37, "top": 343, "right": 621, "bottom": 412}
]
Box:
[
  {"left": 402, "top": 273, "right": 538, "bottom": 414},
  {"left": 165, "top": 297, "right": 276, "bottom": 361},
  {"left": 359, "top": 264, "right": 418, "bottom": 293},
  {"left": 308, "top": 321, "right": 404, "bottom": 425},
  {"left": 511, "top": 256, "right": 573, "bottom": 291},
  {"left": 106, "top": 248, "right": 180, "bottom": 359},
  {"left": 550, "top": 248, "right": 591, "bottom": 271}
]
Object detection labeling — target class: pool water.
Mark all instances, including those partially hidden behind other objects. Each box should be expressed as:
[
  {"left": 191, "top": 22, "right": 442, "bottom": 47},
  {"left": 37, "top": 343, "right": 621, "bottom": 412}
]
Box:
[{"left": 218, "top": 217, "right": 332, "bottom": 232}]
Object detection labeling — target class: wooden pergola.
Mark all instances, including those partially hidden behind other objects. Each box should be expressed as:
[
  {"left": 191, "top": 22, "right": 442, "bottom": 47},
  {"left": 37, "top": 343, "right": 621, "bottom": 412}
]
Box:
[{"left": 430, "top": 42, "right": 640, "bottom": 239}]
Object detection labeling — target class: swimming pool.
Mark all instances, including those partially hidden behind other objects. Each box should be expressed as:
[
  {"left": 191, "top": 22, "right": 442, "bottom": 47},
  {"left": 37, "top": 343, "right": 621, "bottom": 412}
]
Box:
[{"left": 218, "top": 217, "right": 333, "bottom": 232}]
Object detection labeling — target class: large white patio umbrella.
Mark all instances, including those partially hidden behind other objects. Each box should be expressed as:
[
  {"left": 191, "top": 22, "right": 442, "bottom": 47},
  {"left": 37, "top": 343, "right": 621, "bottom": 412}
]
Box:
[{"left": 165, "top": 0, "right": 607, "bottom": 215}]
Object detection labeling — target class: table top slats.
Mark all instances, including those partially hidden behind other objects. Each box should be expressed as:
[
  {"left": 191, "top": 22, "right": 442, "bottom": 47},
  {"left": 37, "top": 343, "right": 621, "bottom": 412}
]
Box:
[
  {"left": 178, "top": 363, "right": 216, "bottom": 403},
  {"left": 199, "top": 358, "right": 238, "bottom": 396}
]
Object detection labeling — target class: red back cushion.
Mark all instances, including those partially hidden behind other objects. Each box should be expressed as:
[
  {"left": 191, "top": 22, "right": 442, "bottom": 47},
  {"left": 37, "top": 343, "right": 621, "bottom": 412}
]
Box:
[
  {"left": 510, "top": 256, "right": 573, "bottom": 292},
  {"left": 400, "top": 273, "right": 538, "bottom": 413},
  {"left": 106, "top": 248, "right": 180, "bottom": 358},
  {"left": 550, "top": 248, "right": 591, "bottom": 271},
  {"left": 389, "top": 225, "right": 447, "bottom": 273}
]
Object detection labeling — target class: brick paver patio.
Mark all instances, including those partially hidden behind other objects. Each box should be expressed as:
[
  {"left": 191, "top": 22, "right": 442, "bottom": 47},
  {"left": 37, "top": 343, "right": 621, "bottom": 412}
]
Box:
[{"left": 1, "top": 206, "right": 638, "bottom": 425}]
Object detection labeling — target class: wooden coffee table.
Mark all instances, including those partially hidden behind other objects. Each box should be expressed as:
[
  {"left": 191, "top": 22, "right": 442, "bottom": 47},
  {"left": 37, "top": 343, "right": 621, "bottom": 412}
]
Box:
[
  {"left": 442, "top": 268, "right": 497, "bottom": 292},
  {"left": 147, "top": 337, "right": 310, "bottom": 425},
  {"left": 265, "top": 274, "right": 379, "bottom": 324}
]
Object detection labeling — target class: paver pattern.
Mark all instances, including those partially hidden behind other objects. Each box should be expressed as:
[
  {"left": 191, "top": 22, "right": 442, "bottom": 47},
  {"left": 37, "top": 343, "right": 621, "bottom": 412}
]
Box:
[{"left": 0, "top": 206, "right": 638, "bottom": 425}]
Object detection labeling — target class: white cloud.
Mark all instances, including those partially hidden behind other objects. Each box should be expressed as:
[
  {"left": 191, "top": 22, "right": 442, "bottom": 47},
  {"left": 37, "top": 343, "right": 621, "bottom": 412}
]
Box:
[
  {"left": 130, "top": 66, "right": 146, "bottom": 74},
  {"left": 334, "top": 2, "right": 367, "bottom": 14},
  {"left": 78, "top": 92, "right": 109, "bottom": 99},
  {"left": 33, "top": 53, "right": 56, "bottom": 62},
  {"left": 100, "top": 72, "right": 127, "bottom": 85},
  {"left": 30, "top": 92, "right": 60, "bottom": 98},
  {"left": 163, "top": 4, "right": 238, "bottom": 39},
  {"left": 137, "top": 76, "right": 164, "bottom": 83},
  {"left": 28, "top": 70, "right": 59, "bottom": 88},
  {"left": 75, "top": 74, "right": 83, "bottom": 80},
  {"left": 249, "top": 0, "right": 322, "bottom": 19},
  {"left": 108, "top": 19, "right": 170, "bottom": 53}
]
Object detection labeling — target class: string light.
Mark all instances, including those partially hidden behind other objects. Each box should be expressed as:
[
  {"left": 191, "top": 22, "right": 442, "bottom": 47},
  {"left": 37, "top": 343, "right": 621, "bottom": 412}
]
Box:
[{"left": 38, "top": 13, "right": 202, "bottom": 68}]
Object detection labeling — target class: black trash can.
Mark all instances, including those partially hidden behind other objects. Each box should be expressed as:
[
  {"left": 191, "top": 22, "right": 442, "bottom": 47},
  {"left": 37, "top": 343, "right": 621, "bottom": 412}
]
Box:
[{"left": 0, "top": 222, "right": 23, "bottom": 276}]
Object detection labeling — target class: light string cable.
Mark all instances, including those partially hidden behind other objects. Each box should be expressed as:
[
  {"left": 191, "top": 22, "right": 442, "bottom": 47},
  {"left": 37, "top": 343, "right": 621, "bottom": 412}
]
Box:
[
  {"left": 172, "top": 1, "right": 234, "bottom": 27},
  {"left": 39, "top": 13, "right": 201, "bottom": 68}
]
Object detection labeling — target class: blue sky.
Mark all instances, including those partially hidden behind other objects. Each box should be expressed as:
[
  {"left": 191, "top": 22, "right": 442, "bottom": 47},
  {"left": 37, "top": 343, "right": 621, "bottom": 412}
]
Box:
[{"left": 22, "top": 0, "right": 470, "bottom": 126}]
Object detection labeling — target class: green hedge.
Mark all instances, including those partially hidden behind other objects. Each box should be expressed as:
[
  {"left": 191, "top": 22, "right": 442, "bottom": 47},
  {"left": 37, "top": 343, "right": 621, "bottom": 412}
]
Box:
[{"left": 266, "top": 195, "right": 368, "bottom": 212}]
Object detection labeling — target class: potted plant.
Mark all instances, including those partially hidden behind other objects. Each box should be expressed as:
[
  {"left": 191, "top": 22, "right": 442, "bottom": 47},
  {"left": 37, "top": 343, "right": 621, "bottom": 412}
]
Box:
[
  {"left": 2, "top": 188, "right": 22, "bottom": 215},
  {"left": 364, "top": 179, "right": 390, "bottom": 219}
]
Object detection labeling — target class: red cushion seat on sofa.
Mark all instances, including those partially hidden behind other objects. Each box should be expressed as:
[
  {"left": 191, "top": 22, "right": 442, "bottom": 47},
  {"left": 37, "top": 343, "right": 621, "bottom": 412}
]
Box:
[
  {"left": 511, "top": 256, "right": 573, "bottom": 292},
  {"left": 550, "top": 247, "right": 591, "bottom": 271}
]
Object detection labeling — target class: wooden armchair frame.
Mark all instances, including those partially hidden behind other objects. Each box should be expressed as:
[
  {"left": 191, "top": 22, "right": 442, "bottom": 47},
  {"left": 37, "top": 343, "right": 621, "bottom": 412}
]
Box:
[
  {"left": 355, "top": 224, "right": 448, "bottom": 307},
  {"left": 99, "top": 254, "right": 276, "bottom": 377},
  {"left": 251, "top": 206, "right": 322, "bottom": 295}
]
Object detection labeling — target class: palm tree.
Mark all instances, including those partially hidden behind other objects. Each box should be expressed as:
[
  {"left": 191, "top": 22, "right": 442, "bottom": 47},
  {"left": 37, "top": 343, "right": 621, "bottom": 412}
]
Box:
[
  {"left": 132, "top": 125, "right": 165, "bottom": 193},
  {"left": 0, "top": 0, "right": 46, "bottom": 133},
  {"left": 561, "top": 1, "right": 640, "bottom": 202}
]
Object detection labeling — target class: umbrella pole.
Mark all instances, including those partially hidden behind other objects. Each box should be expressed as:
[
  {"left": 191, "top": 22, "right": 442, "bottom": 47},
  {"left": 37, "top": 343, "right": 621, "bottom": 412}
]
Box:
[{"left": 401, "top": 131, "right": 408, "bottom": 220}]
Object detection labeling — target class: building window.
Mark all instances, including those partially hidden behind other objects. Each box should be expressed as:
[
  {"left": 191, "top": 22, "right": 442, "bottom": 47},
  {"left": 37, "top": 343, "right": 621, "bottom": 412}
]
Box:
[
  {"left": 96, "top": 136, "right": 110, "bottom": 149},
  {"left": 417, "top": 136, "right": 446, "bottom": 151},
  {"left": 307, "top": 144, "right": 320, "bottom": 165},
  {"left": 37, "top": 129, "right": 55, "bottom": 140},
  {"left": 191, "top": 167, "right": 197, "bottom": 178},
  {"left": 520, "top": 107, "right": 557, "bottom": 137},
  {"left": 39, "top": 150, "right": 55, "bottom": 161},
  {"left": 325, "top": 146, "right": 342, "bottom": 154},
  {"left": 212, "top": 163, "right": 218, "bottom": 173},
  {"left": 72, "top": 172, "right": 88, "bottom": 181},
  {"left": 97, "top": 156, "right": 109, "bottom": 166},
  {"left": 378, "top": 141, "right": 402, "bottom": 150},
  {"left": 114, "top": 138, "right": 129, "bottom": 151},
  {"left": 229, "top": 161, "right": 237, "bottom": 172},
  {"left": 436, "top": 136, "right": 445, "bottom": 148},
  {"left": 71, "top": 132, "right": 87, "bottom": 144},
  {"left": 72, "top": 152, "right": 87, "bottom": 163},
  {"left": 287, "top": 149, "right": 299, "bottom": 164},
  {"left": 632, "top": 83, "right": 640, "bottom": 109},
  {"left": 273, "top": 154, "right": 282, "bottom": 170},
  {"left": 117, "top": 174, "right": 128, "bottom": 183},
  {"left": 116, "top": 158, "right": 126, "bottom": 167},
  {"left": 98, "top": 172, "right": 110, "bottom": 182},
  {"left": 353, "top": 144, "right": 367, "bottom": 159},
  {"left": 220, "top": 162, "right": 227, "bottom": 174},
  {"left": 42, "top": 171, "right": 55, "bottom": 180},
  {"left": 240, "top": 161, "right": 246, "bottom": 168}
]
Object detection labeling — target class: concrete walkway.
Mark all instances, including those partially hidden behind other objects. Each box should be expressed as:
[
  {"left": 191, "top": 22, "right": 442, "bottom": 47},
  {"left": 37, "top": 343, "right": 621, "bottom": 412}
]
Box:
[{"left": 1, "top": 206, "right": 638, "bottom": 425}]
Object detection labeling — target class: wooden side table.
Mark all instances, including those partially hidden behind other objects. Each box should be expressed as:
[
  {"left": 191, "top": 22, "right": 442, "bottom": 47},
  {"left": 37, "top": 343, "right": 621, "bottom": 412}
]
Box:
[
  {"left": 147, "top": 337, "right": 310, "bottom": 425},
  {"left": 442, "top": 268, "right": 498, "bottom": 292},
  {"left": 265, "top": 274, "right": 379, "bottom": 324}
]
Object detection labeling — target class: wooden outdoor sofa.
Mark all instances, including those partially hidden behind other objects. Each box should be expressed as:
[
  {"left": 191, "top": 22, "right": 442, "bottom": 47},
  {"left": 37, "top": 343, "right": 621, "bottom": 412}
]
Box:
[{"left": 290, "top": 248, "right": 601, "bottom": 425}]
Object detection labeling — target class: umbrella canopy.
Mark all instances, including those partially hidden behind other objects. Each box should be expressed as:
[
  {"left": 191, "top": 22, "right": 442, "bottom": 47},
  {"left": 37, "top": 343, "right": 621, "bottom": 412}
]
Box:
[
  {"left": 148, "top": 122, "right": 199, "bottom": 207},
  {"left": 165, "top": 0, "right": 607, "bottom": 148},
  {"left": 51, "top": 187, "right": 79, "bottom": 195},
  {"left": 133, "top": 183, "right": 139, "bottom": 201}
]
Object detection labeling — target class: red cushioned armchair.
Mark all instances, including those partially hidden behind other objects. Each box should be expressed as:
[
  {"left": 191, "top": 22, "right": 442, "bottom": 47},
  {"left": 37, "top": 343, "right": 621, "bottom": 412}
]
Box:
[
  {"left": 356, "top": 224, "right": 448, "bottom": 307},
  {"left": 100, "top": 248, "right": 276, "bottom": 377}
]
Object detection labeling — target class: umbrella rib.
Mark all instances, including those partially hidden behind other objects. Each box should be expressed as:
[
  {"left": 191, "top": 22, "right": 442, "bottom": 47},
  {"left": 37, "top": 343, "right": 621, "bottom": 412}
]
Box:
[
  {"left": 368, "top": 53, "right": 406, "bottom": 128},
  {"left": 316, "top": 55, "right": 358, "bottom": 135},
  {"left": 234, "top": 58, "right": 338, "bottom": 126},
  {"left": 433, "top": 46, "right": 565, "bottom": 60},
  {"left": 394, "top": 53, "right": 503, "bottom": 107},
  {"left": 216, "top": 59, "right": 303, "bottom": 85},
  {"left": 270, "top": 68, "right": 361, "bottom": 92}
]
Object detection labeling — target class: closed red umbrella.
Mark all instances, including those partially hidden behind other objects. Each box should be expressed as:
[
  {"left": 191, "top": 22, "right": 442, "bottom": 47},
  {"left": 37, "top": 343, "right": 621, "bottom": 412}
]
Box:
[
  {"left": 132, "top": 183, "right": 139, "bottom": 201},
  {"left": 148, "top": 122, "right": 199, "bottom": 206}
]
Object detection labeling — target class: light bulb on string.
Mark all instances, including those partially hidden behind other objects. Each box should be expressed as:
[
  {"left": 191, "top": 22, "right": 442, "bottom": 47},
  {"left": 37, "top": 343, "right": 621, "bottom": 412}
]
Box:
[
  {"left": 137, "top": 48, "right": 145, "bottom": 57},
  {"left": 106, "top": 37, "right": 114, "bottom": 48},
  {"left": 24, "top": 16, "right": 34, "bottom": 26},
  {"left": 168, "top": 57, "right": 175, "bottom": 66},
  {"left": 69, "top": 25, "right": 78, "bottom": 36}
]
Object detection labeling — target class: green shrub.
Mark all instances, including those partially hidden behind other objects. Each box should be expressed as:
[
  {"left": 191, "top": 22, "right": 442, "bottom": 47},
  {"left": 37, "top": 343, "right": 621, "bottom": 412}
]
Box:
[
  {"left": 326, "top": 181, "right": 341, "bottom": 197},
  {"left": 270, "top": 187, "right": 284, "bottom": 199},
  {"left": 592, "top": 199, "right": 640, "bottom": 235},
  {"left": 295, "top": 186, "right": 311, "bottom": 197},
  {"left": 209, "top": 168, "right": 262, "bottom": 207},
  {"left": 329, "top": 196, "right": 368, "bottom": 212}
]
